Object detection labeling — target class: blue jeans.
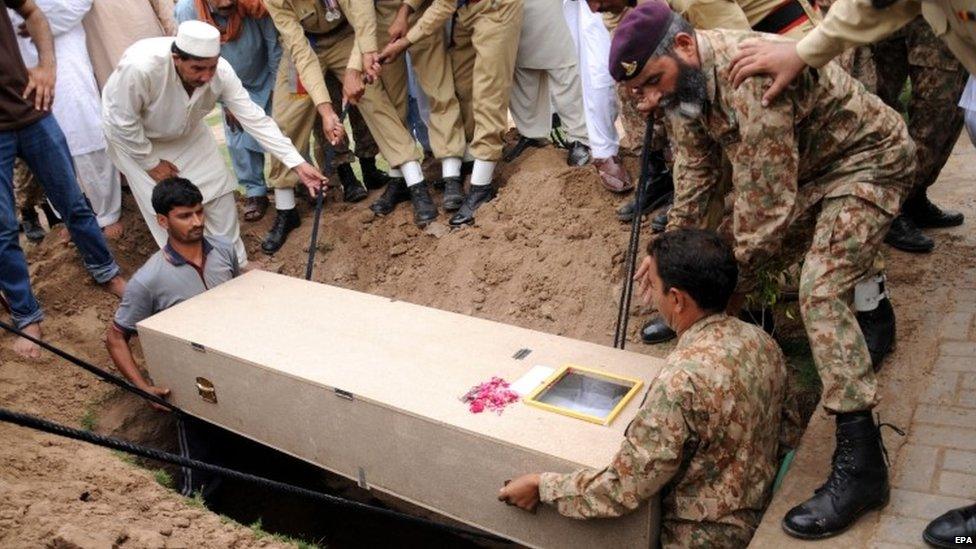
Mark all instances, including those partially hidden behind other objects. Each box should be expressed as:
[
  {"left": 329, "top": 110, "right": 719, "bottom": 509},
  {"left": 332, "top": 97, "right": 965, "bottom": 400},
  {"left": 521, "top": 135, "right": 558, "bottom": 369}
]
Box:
[
  {"left": 227, "top": 142, "right": 268, "bottom": 198},
  {"left": 0, "top": 115, "right": 120, "bottom": 328}
]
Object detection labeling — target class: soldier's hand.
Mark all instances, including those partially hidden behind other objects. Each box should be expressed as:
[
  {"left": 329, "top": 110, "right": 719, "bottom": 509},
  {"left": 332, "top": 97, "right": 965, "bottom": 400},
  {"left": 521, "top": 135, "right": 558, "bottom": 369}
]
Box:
[
  {"left": 317, "top": 103, "right": 347, "bottom": 146},
  {"left": 634, "top": 256, "right": 655, "bottom": 306},
  {"left": 362, "top": 52, "right": 382, "bottom": 83},
  {"left": 388, "top": 6, "right": 410, "bottom": 41},
  {"left": 379, "top": 37, "right": 410, "bottom": 64},
  {"left": 498, "top": 474, "right": 541, "bottom": 513},
  {"left": 729, "top": 38, "right": 806, "bottom": 106},
  {"left": 147, "top": 159, "right": 180, "bottom": 183},
  {"left": 293, "top": 162, "right": 330, "bottom": 198},
  {"left": 343, "top": 69, "right": 366, "bottom": 105}
]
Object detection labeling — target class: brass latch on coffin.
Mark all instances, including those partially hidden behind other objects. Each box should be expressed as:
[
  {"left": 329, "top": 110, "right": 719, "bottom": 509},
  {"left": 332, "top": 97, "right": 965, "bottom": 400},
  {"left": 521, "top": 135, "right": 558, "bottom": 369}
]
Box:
[{"left": 195, "top": 377, "right": 217, "bottom": 403}]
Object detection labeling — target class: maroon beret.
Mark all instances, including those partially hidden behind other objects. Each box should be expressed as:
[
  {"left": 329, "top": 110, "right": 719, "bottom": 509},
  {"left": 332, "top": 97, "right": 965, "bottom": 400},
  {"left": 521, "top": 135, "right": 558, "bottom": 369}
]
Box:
[{"left": 609, "top": 1, "right": 676, "bottom": 82}]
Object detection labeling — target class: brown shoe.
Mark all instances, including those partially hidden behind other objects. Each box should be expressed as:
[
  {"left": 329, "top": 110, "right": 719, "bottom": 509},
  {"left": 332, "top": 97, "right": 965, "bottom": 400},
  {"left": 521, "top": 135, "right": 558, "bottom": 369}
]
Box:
[
  {"left": 593, "top": 156, "right": 633, "bottom": 193},
  {"left": 243, "top": 195, "right": 270, "bottom": 222}
]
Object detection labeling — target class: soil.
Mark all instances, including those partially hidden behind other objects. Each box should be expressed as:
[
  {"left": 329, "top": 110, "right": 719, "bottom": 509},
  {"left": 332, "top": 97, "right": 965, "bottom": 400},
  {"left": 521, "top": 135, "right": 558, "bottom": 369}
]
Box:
[{"left": 2, "top": 141, "right": 968, "bottom": 548}]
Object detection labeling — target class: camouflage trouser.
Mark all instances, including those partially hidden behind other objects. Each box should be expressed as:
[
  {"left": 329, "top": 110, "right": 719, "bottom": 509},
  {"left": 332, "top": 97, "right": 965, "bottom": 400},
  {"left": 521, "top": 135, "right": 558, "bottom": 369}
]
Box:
[
  {"left": 13, "top": 159, "right": 44, "bottom": 212},
  {"left": 800, "top": 196, "right": 892, "bottom": 413},
  {"left": 872, "top": 16, "right": 967, "bottom": 198},
  {"left": 663, "top": 519, "right": 754, "bottom": 549}
]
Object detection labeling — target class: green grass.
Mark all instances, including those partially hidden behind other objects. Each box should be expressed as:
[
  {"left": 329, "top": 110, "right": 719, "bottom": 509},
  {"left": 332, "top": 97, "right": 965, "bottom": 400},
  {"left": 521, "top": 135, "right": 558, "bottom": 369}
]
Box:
[
  {"left": 245, "top": 518, "right": 324, "bottom": 549},
  {"left": 153, "top": 468, "right": 174, "bottom": 489},
  {"left": 79, "top": 408, "right": 97, "bottom": 432}
]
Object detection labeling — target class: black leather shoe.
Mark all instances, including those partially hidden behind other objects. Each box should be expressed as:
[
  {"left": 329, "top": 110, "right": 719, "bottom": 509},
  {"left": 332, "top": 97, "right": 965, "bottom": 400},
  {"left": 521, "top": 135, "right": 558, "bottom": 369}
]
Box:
[
  {"left": 923, "top": 503, "right": 976, "bottom": 548},
  {"left": 857, "top": 295, "right": 895, "bottom": 371},
  {"left": 640, "top": 316, "right": 676, "bottom": 344},
  {"left": 651, "top": 204, "right": 671, "bottom": 233},
  {"left": 360, "top": 157, "right": 390, "bottom": 190},
  {"left": 369, "top": 178, "right": 409, "bottom": 216},
  {"left": 19, "top": 208, "right": 45, "bottom": 243},
  {"left": 449, "top": 185, "right": 496, "bottom": 226},
  {"left": 566, "top": 141, "right": 591, "bottom": 167},
  {"left": 408, "top": 182, "right": 438, "bottom": 227},
  {"left": 441, "top": 176, "right": 464, "bottom": 211},
  {"left": 461, "top": 160, "right": 474, "bottom": 178},
  {"left": 782, "top": 412, "right": 891, "bottom": 539},
  {"left": 885, "top": 215, "right": 934, "bottom": 253},
  {"left": 261, "top": 208, "right": 300, "bottom": 255},
  {"left": 616, "top": 149, "right": 674, "bottom": 222},
  {"left": 503, "top": 135, "right": 544, "bottom": 162},
  {"left": 337, "top": 164, "right": 368, "bottom": 203},
  {"left": 907, "top": 195, "right": 965, "bottom": 229}
]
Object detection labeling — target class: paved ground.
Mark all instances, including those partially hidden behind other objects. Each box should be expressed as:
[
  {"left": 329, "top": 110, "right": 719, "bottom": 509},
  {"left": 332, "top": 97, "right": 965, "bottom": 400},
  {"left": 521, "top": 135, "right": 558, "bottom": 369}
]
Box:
[{"left": 751, "top": 137, "right": 976, "bottom": 548}]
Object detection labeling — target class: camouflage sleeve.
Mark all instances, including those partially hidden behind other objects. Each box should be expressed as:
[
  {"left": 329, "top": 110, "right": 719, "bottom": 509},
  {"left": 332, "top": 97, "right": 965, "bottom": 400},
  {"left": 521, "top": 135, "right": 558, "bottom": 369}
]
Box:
[
  {"left": 538, "top": 371, "right": 693, "bottom": 519},
  {"left": 727, "top": 75, "right": 799, "bottom": 290},
  {"left": 665, "top": 113, "right": 723, "bottom": 232}
]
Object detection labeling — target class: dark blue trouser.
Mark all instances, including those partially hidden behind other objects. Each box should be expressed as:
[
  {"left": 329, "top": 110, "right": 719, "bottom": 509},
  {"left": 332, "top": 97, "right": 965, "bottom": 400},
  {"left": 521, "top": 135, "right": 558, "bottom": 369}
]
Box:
[{"left": 0, "top": 115, "right": 120, "bottom": 328}]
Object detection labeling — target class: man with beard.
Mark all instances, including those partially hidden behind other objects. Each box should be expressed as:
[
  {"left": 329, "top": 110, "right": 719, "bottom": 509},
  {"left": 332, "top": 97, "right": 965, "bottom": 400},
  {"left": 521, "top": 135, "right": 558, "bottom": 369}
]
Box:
[
  {"left": 499, "top": 228, "right": 789, "bottom": 548},
  {"left": 607, "top": 2, "right": 915, "bottom": 540},
  {"left": 105, "top": 177, "right": 238, "bottom": 501},
  {"left": 101, "top": 21, "right": 327, "bottom": 267}
]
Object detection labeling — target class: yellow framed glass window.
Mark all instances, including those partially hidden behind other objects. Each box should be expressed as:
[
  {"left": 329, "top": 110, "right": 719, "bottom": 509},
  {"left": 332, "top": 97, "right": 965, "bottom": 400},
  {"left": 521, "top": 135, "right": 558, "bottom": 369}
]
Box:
[{"left": 523, "top": 364, "right": 644, "bottom": 425}]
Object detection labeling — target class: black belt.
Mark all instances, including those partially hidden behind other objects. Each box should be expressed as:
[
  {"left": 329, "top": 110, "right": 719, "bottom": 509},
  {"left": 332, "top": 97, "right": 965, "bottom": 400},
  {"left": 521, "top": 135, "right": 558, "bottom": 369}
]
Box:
[{"left": 752, "top": 0, "right": 809, "bottom": 34}]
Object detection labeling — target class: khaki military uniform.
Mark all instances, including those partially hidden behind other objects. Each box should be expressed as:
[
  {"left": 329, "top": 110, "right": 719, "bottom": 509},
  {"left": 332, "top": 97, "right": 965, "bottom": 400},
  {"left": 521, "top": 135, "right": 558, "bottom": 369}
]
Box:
[
  {"left": 872, "top": 16, "right": 967, "bottom": 201},
  {"left": 405, "top": 0, "right": 524, "bottom": 161},
  {"left": 368, "top": 0, "right": 466, "bottom": 160},
  {"left": 265, "top": 0, "right": 420, "bottom": 189},
  {"left": 607, "top": 0, "right": 819, "bottom": 149},
  {"left": 796, "top": 0, "right": 976, "bottom": 75},
  {"left": 539, "top": 314, "right": 788, "bottom": 549},
  {"left": 666, "top": 30, "right": 916, "bottom": 413}
]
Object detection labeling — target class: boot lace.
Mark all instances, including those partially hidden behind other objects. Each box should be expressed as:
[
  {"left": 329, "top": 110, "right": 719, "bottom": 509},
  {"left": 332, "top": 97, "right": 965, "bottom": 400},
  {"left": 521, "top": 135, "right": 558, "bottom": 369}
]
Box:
[{"left": 815, "top": 414, "right": 905, "bottom": 497}]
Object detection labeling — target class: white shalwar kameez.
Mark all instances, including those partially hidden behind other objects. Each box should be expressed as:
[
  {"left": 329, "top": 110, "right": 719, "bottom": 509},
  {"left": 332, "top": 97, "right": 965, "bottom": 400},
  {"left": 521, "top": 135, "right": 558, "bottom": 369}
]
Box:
[
  {"left": 102, "top": 37, "right": 305, "bottom": 265},
  {"left": 562, "top": 0, "right": 620, "bottom": 159},
  {"left": 11, "top": 0, "right": 122, "bottom": 227}
]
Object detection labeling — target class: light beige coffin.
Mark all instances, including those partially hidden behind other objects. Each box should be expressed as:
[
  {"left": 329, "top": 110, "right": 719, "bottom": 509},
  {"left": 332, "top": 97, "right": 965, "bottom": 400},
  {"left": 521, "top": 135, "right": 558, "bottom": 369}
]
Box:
[{"left": 137, "top": 270, "right": 663, "bottom": 548}]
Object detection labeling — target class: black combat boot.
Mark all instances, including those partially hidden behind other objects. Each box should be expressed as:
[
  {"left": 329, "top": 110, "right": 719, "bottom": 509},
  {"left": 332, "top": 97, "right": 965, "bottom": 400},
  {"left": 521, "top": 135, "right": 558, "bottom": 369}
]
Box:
[
  {"left": 856, "top": 295, "right": 896, "bottom": 371},
  {"left": 337, "top": 164, "right": 368, "bottom": 203},
  {"left": 369, "top": 178, "right": 409, "bottom": 216},
  {"left": 449, "top": 184, "right": 496, "bottom": 226},
  {"left": 408, "top": 183, "right": 438, "bottom": 227},
  {"left": 261, "top": 208, "right": 301, "bottom": 255},
  {"left": 924, "top": 503, "right": 976, "bottom": 548},
  {"left": 19, "top": 207, "right": 45, "bottom": 243},
  {"left": 650, "top": 203, "right": 671, "bottom": 233},
  {"left": 885, "top": 215, "right": 934, "bottom": 253},
  {"left": 616, "top": 149, "right": 674, "bottom": 222},
  {"left": 905, "top": 191, "right": 964, "bottom": 229},
  {"left": 359, "top": 157, "right": 390, "bottom": 190},
  {"left": 782, "top": 411, "right": 893, "bottom": 539},
  {"left": 41, "top": 202, "right": 62, "bottom": 228},
  {"left": 441, "top": 176, "right": 464, "bottom": 211},
  {"left": 640, "top": 316, "right": 676, "bottom": 345}
]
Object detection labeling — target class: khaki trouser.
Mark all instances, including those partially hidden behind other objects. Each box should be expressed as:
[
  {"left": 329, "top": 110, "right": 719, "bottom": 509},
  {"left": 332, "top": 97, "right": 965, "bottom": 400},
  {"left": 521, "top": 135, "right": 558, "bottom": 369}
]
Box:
[
  {"left": 376, "top": 0, "right": 465, "bottom": 159},
  {"left": 510, "top": 65, "right": 589, "bottom": 143},
  {"left": 450, "top": 0, "right": 523, "bottom": 161},
  {"left": 268, "top": 30, "right": 419, "bottom": 189}
]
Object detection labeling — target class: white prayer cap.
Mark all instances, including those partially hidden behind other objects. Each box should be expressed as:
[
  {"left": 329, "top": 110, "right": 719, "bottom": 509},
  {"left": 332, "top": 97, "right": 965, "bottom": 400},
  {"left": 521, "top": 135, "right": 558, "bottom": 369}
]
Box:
[{"left": 174, "top": 21, "right": 220, "bottom": 58}]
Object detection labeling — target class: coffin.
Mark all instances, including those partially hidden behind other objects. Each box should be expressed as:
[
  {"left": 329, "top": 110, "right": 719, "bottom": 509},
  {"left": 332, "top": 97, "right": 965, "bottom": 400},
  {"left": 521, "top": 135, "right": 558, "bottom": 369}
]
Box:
[{"left": 137, "top": 270, "right": 663, "bottom": 548}]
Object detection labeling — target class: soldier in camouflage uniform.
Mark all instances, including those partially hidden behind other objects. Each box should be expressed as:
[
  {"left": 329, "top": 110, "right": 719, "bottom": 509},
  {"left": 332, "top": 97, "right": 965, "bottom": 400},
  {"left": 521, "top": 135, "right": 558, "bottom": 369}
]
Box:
[
  {"left": 872, "top": 16, "right": 968, "bottom": 253},
  {"left": 499, "top": 228, "right": 789, "bottom": 549},
  {"left": 605, "top": 3, "right": 914, "bottom": 540}
]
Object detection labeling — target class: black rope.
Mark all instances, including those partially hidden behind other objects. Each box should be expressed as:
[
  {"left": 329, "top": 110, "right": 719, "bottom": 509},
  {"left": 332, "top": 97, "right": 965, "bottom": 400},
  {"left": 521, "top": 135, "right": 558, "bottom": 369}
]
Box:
[
  {"left": 0, "top": 319, "right": 183, "bottom": 415},
  {"left": 306, "top": 104, "right": 351, "bottom": 281},
  {"left": 0, "top": 407, "right": 508, "bottom": 544},
  {"left": 613, "top": 115, "right": 657, "bottom": 350}
]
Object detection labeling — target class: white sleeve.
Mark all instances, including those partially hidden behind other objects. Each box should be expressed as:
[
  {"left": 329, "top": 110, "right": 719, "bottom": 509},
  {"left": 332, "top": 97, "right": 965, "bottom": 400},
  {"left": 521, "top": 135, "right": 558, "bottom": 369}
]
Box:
[
  {"left": 217, "top": 61, "right": 305, "bottom": 169},
  {"left": 101, "top": 63, "right": 159, "bottom": 170}
]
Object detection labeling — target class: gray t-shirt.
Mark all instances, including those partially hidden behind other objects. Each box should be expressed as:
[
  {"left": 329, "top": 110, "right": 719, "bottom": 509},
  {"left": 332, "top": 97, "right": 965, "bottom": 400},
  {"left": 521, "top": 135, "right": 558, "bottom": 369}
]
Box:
[{"left": 113, "top": 237, "right": 239, "bottom": 336}]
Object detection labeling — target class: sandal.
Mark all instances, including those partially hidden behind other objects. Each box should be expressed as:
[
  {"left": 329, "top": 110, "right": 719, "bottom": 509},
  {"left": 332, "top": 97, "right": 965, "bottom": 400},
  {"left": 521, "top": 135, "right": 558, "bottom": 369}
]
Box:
[{"left": 243, "top": 195, "right": 269, "bottom": 222}]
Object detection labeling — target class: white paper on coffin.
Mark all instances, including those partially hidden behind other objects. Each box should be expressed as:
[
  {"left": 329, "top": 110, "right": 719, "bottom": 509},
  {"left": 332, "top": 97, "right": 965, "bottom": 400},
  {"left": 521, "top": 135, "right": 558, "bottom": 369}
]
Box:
[{"left": 136, "top": 270, "right": 663, "bottom": 548}]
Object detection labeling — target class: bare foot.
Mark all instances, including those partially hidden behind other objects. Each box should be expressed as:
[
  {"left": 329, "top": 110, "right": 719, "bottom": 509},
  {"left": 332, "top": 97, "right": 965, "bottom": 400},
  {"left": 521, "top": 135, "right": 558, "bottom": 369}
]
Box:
[
  {"left": 12, "top": 322, "right": 42, "bottom": 360},
  {"left": 102, "top": 222, "right": 124, "bottom": 240},
  {"left": 102, "top": 275, "right": 127, "bottom": 298}
]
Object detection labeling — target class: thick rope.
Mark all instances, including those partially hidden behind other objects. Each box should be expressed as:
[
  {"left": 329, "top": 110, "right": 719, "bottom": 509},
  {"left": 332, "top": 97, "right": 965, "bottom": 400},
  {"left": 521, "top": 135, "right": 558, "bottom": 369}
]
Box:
[{"left": 306, "top": 104, "right": 350, "bottom": 281}]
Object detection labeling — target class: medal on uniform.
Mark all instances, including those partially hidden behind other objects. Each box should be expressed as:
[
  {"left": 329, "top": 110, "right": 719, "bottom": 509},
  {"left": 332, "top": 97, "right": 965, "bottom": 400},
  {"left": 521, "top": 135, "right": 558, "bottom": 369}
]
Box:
[{"left": 321, "top": 0, "right": 341, "bottom": 21}]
